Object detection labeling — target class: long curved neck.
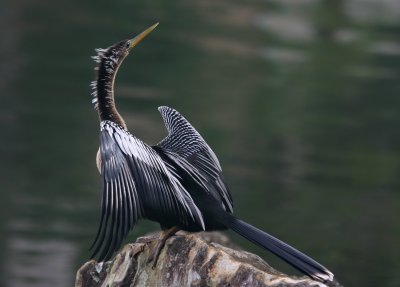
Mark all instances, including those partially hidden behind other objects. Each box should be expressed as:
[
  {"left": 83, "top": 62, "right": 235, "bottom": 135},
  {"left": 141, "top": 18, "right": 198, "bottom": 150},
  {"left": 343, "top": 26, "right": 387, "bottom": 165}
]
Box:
[{"left": 92, "top": 52, "right": 127, "bottom": 129}]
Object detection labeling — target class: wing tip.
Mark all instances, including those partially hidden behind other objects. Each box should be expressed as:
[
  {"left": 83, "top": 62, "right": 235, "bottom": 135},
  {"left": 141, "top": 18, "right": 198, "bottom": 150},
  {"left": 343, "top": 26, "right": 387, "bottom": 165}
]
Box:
[
  {"left": 158, "top": 105, "right": 171, "bottom": 113},
  {"left": 158, "top": 106, "right": 180, "bottom": 117}
]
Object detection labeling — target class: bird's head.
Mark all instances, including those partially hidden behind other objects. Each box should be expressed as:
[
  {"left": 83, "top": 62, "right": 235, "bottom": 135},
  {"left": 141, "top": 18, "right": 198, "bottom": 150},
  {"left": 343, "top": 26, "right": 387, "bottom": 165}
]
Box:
[
  {"left": 92, "top": 23, "right": 159, "bottom": 72},
  {"left": 91, "top": 23, "right": 159, "bottom": 126}
]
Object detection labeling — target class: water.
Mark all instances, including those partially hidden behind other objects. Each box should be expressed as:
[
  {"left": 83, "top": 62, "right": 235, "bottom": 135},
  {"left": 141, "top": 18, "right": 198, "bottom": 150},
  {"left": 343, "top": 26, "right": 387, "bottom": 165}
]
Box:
[{"left": 1, "top": 1, "right": 400, "bottom": 286}]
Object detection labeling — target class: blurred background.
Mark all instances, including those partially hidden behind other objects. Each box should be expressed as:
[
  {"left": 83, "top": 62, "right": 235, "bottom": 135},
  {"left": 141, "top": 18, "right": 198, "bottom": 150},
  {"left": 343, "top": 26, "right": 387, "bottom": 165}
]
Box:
[{"left": 1, "top": 0, "right": 400, "bottom": 286}]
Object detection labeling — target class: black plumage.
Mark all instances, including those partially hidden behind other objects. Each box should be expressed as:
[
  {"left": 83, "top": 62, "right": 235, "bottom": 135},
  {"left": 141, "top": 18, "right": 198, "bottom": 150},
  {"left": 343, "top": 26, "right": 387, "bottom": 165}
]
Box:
[{"left": 90, "top": 23, "right": 334, "bottom": 283}]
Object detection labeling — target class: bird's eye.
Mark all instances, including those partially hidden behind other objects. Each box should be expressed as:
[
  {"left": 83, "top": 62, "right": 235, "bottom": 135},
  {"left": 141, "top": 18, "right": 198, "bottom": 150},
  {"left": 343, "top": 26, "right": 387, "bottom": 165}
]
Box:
[{"left": 126, "top": 41, "right": 131, "bottom": 49}]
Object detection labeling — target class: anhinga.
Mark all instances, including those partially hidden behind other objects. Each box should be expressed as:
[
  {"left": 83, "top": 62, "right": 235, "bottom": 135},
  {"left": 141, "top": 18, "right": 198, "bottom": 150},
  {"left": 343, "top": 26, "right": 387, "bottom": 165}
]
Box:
[{"left": 90, "top": 23, "right": 334, "bottom": 283}]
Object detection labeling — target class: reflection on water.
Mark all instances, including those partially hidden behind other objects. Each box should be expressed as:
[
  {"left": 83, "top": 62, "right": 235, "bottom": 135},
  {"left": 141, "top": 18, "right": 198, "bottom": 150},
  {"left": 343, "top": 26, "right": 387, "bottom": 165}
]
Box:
[{"left": 1, "top": 0, "right": 399, "bottom": 286}]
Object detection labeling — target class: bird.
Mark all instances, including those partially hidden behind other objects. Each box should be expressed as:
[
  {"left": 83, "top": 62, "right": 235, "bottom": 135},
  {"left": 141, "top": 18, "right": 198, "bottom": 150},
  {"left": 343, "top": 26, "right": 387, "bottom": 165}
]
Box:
[{"left": 89, "top": 23, "right": 334, "bottom": 283}]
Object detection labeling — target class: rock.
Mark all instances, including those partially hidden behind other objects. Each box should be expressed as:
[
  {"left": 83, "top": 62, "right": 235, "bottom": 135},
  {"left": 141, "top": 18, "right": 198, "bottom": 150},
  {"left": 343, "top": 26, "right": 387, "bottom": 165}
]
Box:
[{"left": 75, "top": 231, "right": 340, "bottom": 287}]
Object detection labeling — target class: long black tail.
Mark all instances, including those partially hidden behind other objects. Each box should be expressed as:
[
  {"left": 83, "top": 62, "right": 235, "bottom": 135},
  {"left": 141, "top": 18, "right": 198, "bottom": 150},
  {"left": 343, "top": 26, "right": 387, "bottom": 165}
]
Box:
[{"left": 222, "top": 214, "right": 334, "bottom": 283}]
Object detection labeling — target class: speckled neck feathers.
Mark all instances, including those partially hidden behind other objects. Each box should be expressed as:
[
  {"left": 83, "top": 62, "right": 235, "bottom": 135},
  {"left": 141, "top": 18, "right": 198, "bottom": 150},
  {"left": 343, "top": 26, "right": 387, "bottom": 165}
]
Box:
[{"left": 91, "top": 45, "right": 127, "bottom": 129}]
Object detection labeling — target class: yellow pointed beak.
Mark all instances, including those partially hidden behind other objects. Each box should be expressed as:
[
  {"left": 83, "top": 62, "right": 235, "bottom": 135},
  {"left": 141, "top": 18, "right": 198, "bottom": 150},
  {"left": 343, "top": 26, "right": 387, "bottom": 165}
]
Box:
[{"left": 129, "top": 23, "right": 159, "bottom": 50}]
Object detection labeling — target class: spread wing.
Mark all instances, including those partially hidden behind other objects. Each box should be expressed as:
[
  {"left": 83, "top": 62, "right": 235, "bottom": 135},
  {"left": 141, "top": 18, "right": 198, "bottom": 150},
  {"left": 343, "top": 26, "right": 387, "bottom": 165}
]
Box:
[
  {"left": 156, "top": 106, "right": 233, "bottom": 213},
  {"left": 91, "top": 120, "right": 204, "bottom": 261}
]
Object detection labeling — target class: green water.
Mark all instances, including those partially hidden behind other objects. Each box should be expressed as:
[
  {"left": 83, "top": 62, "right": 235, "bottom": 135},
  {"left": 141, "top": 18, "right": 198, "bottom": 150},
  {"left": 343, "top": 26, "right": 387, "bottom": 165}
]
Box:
[{"left": 1, "top": 1, "right": 400, "bottom": 286}]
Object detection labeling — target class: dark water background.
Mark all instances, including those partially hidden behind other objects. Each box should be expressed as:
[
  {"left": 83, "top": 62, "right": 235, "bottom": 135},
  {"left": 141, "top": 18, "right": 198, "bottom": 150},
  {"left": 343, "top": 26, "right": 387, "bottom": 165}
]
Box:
[{"left": 1, "top": 0, "right": 400, "bottom": 286}]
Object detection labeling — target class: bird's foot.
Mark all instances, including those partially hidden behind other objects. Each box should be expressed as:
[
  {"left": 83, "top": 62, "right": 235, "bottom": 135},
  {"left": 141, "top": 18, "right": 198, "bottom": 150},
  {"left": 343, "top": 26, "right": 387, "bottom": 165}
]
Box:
[
  {"left": 146, "top": 226, "right": 180, "bottom": 269},
  {"left": 146, "top": 242, "right": 163, "bottom": 269}
]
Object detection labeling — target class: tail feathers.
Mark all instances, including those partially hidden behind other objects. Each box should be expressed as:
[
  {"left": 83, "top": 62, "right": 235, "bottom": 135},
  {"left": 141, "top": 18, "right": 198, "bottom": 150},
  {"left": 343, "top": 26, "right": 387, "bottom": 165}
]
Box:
[{"left": 225, "top": 216, "right": 334, "bottom": 283}]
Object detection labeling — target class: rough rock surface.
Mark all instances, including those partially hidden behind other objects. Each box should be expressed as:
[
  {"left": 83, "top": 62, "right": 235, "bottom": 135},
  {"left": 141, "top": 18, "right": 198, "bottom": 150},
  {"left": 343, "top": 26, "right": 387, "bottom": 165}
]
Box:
[{"left": 75, "top": 231, "right": 340, "bottom": 287}]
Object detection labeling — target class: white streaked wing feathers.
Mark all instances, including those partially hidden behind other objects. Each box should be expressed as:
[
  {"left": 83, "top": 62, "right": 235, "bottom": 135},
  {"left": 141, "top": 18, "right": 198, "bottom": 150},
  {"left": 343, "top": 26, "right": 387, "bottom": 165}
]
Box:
[
  {"left": 157, "top": 106, "right": 233, "bottom": 213},
  {"left": 91, "top": 120, "right": 204, "bottom": 261}
]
